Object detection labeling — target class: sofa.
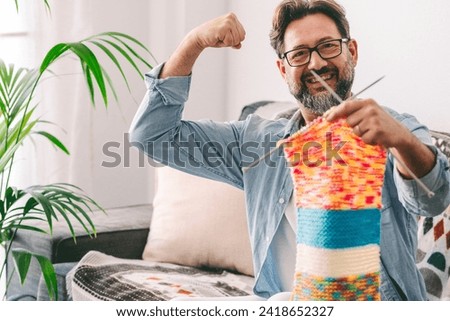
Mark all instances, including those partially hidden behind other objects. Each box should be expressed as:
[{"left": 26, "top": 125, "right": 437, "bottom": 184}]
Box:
[{"left": 6, "top": 101, "right": 450, "bottom": 301}]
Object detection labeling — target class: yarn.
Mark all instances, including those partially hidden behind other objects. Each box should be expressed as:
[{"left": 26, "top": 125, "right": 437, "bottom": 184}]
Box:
[{"left": 283, "top": 117, "right": 387, "bottom": 301}]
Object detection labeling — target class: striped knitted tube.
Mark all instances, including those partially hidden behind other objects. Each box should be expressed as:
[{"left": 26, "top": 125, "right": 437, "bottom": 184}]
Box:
[{"left": 282, "top": 118, "right": 387, "bottom": 301}]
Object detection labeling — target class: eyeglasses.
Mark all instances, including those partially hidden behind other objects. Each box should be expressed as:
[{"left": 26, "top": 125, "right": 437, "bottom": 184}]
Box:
[{"left": 281, "top": 38, "right": 349, "bottom": 67}]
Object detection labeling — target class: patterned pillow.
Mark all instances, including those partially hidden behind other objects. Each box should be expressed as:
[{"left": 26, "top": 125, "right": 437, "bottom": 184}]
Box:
[
  {"left": 69, "top": 251, "right": 254, "bottom": 301},
  {"left": 416, "top": 208, "right": 450, "bottom": 300},
  {"left": 416, "top": 130, "right": 450, "bottom": 300}
]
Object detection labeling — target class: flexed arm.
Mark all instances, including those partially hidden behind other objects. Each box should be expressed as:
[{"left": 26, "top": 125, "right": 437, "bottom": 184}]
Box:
[
  {"left": 160, "top": 13, "right": 246, "bottom": 78},
  {"left": 129, "top": 13, "right": 248, "bottom": 188}
]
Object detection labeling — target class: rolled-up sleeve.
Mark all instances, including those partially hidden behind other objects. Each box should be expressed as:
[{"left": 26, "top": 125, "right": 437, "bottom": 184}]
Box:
[
  {"left": 388, "top": 109, "right": 450, "bottom": 216},
  {"left": 394, "top": 145, "right": 450, "bottom": 216},
  {"left": 129, "top": 63, "right": 191, "bottom": 146},
  {"left": 129, "top": 63, "right": 245, "bottom": 189}
]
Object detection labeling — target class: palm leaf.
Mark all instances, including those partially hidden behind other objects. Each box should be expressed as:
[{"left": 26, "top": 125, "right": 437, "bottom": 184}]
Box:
[
  {"left": 101, "top": 66, "right": 119, "bottom": 104},
  {"left": 66, "top": 42, "right": 108, "bottom": 105},
  {"left": 0, "top": 114, "right": 38, "bottom": 173},
  {"left": 96, "top": 38, "right": 145, "bottom": 82},
  {"left": 80, "top": 61, "right": 96, "bottom": 106},
  {"left": 86, "top": 31, "right": 157, "bottom": 66},
  {"left": 11, "top": 249, "right": 31, "bottom": 284},
  {"left": 39, "top": 43, "right": 69, "bottom": 74},
  {"left": 0, "top": 60, "right": 40, "bottom": 125},
  {"left": 38, "top": 33, "right": 155, "bottom": 107},
  {"left": 89, "top": 40, "right": 131, "bottom": 93},
  {"left": 4, "top": 186, "right": 25, "bottom": 210},
  {"left": 22, "top": 184, "right": 101, "bottom": 237},
  {"left": 35, "top": 254, "right": 58, "bottom": 300},
  {"left": 22, "top": 188, "right": 58, "bottom": 233},
  {"left": 13, "top": 0, "right": 51, "bottom": 13},
  {"left": 12, "top": 249, "right": 57, "bottom": 300},
  {"left": 0, "top": 111, "right": 37, "bottom": 156},
  {"left": 3, "top": 223, "right": 47, "bottom": 235},
  {"left": 8, "top": 69, "right": 39, "bottom": 121},
  {"left": 34, "top": 131, "right": 70, "bottom": 155},
  {"left": 109, "top": 34, "right": 153, "bottom": 70},
  {"left": 2, "top": 4, "right": 154, "bottom": 301}
]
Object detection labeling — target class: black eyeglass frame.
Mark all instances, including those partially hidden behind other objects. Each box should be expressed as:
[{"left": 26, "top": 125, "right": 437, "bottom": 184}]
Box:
[{"left": 280, "top": 38, "right": 350, "bottom": 67}]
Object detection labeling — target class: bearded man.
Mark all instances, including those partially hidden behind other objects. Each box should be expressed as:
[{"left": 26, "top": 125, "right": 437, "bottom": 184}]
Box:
[{"left": 130, "top": 0, "right": 450, "bottom": 300}]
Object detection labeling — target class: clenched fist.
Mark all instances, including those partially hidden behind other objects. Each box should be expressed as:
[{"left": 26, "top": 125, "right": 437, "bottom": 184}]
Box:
[
  {"left": 189, "top": 13, "right": 246, "bottom": 50},
  {"left": 160, "top": 13, "right": 246, "bottom": 78}
]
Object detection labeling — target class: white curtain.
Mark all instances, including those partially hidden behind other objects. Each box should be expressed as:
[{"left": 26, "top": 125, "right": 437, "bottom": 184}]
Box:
[
  {"left": 33, "top": 0, "right": 95, "bottom": 192},
  {"left": 12, "top": 0, "right": 232, "bottom": 209},
  {"left": 13, "top": 0, "right": 154, "bottom": 208}
]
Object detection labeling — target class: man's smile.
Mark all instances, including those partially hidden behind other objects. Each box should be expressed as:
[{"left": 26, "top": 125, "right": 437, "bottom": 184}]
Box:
[{"left": 303, "top": 70, "right": 337, "bottom": 94}]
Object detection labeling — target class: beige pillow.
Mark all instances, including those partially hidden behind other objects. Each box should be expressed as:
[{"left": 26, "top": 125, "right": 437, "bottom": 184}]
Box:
[{"left": 142, "top": 166, "right": 254, "bottom": 276}]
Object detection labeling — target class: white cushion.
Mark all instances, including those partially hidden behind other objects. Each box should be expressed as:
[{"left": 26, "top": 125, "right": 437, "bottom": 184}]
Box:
[{"left": 142, "top": 166, "right": 254, "bottom": 276}]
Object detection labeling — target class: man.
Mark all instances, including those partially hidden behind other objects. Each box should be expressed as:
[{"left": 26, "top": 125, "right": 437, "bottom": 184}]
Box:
[{"left": 129, "top": 0, "right": 450, "bottom": 300}]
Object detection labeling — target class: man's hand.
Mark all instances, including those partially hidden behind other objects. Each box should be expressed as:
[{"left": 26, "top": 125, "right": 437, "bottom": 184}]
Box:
[
  {"left": 190, "top": 13, "right": 246, "bottom": 50},
  {"left": 325, "top": 99, "right": 436, "bottom": 179},
  {"left": 160, "top": 13, "right": 245, "bottom": 78},
  {"left": 325, "top": 99, "right": 410, "bottom": 148}
]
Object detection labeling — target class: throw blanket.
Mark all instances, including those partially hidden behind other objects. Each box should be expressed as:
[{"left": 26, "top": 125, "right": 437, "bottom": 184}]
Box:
[
  {"left": 69, "top": 251, "right": 254, "bottom": 301},
  {"left": 282, "top": 118, "right": 387, "bottom": 301}
]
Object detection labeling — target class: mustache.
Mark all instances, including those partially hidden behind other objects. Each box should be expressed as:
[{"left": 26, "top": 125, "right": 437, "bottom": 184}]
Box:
[{"left": 301, "top": 66, "right": 337, "bottom": 83}]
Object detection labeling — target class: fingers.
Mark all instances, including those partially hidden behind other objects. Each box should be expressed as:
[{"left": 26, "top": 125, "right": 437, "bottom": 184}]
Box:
[
  {"left": 325, "top": 99, "right": 366, "bottom": 122},
  {"left": 233, "top": 16, "right": 246, "bottom": 48},
  {"left": 324, "top": 99, "right": 380, "bottom": 141},
  {"left": 219, "top": 13, "right": 246, "bottom": 49},
  {"left": 198, "top": 12, "right": 245, "bottom": 49}
]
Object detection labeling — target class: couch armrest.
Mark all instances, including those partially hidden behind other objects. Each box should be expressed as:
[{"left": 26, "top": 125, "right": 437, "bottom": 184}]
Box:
[{"left": 6, "top": 203, "right": 152, "bottom": 300}]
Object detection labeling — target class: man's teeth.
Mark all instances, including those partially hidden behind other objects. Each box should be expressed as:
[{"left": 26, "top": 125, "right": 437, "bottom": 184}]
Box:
[{"left": 308, "top": 74, "right": 333, "bottom": 83}]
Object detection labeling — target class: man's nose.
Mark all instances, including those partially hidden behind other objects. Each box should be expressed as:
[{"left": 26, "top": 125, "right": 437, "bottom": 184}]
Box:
[{"left": 308, "top": 50, "right": 328, "bottom": 70}]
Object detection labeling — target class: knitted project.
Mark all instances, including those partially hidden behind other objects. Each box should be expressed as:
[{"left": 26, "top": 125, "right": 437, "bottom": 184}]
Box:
[{"left": 282, "top": 118, "right": 387, "bottom": 301}]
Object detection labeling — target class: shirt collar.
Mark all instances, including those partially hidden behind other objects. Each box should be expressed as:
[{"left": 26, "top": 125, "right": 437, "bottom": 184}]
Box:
[{"left": 275, "top": 108, "right": 306, "bottom": 139}]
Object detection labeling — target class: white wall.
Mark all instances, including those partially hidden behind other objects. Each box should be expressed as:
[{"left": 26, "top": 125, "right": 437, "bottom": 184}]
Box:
[
  {"left": 341, "top": 0, "right": 450, "bottom": 132},
  {"left": 106, "top": 0, "right": 450, "bottom": 206},
  {"left": 148, "top": 0, "right": 229, "bottom": 121},
  {"left": 226, "top": 0, "right": 450, "bottom": 131},
  {"left": 227, "top": 1, "right": 292, "bottom": 119},
  {"left": 11, "top": 0, "right": 449, "bottom": 209}
]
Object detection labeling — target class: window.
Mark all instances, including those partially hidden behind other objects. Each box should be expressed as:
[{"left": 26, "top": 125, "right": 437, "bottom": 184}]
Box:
[{"left": 0, "top": 0, "right": 33, "bottom": 66}]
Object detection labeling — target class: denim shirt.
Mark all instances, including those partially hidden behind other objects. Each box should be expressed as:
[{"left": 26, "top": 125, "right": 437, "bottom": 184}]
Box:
[{"left": 129, "top": 63, "right": 450, "bottom": 300}]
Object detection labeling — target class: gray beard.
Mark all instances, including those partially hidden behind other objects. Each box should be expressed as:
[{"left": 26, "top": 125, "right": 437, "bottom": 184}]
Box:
[
  {"left": 298, "top": 91, "right": 343, "bottom": 115},
  {"left": 296, "top": 76, "right": 353, "bottom": 115},
  {"left": 289, "top": 63, "right": 355, "bottom": 116}
]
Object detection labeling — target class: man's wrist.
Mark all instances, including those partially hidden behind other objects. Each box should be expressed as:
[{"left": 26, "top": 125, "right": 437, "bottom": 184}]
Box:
[
  {"left": 160, "top": 35, "right": 203, "bottom": 79},
  {"left": 392, "top": 133, "right": 436, "bottom": 179}
]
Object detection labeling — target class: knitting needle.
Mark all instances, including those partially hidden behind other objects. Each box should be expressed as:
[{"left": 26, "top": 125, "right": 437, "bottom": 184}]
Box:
[
  {"left": 310, "top": 71, "right": 385, "bottom": 103},
  {"left": 351, "top": 75, "right": 385, "bottom": 99},
  {"left": 242, "top": 140, "right": 285, "bottom": 173},
  {"left": 310, "top": 71, "right": 435, "bottom": 198},
  {"left": 242, "top": 75, "right": 387, "bottom": 173}
]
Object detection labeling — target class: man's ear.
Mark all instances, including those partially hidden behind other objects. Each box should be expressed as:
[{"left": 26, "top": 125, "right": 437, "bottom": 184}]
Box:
[
  {"left": 348, "top": 38, "right": 358, "bottom": 66},
  {"left": 276, "top": 59, "right": 288, "bottom": 82}
]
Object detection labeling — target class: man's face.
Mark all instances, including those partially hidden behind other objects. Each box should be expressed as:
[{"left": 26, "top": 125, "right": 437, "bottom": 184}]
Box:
[{"left": 276, "top": 13, "right": 358, "bottom": 116}]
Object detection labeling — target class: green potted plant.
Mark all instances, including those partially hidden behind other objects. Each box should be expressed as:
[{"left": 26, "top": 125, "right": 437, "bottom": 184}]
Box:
[{"left": 0, "top": 0, "right": 154, "bottom": 300}]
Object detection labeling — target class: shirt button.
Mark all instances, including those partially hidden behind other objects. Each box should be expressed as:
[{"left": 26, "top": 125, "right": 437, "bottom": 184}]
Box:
[{"left": 279, "top": 198, "right": 285, "bottom": 204}]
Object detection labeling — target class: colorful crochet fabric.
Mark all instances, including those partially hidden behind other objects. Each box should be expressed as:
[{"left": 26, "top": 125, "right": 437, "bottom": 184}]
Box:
[{"left": 282, "top": 118, "right": 387, "bottom": 301}]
